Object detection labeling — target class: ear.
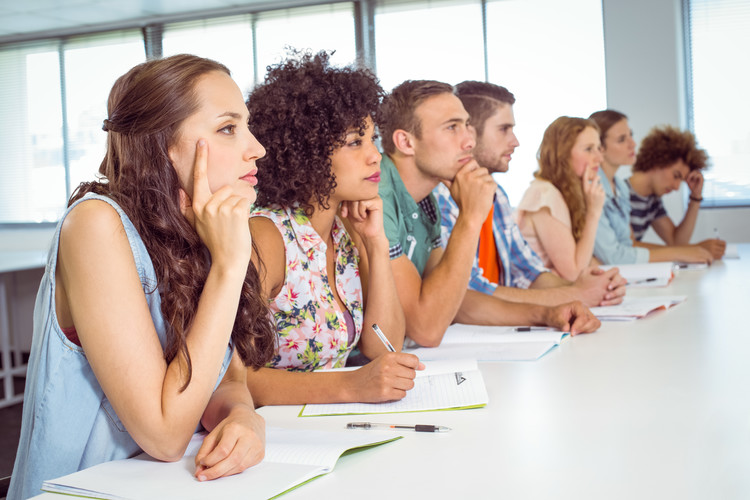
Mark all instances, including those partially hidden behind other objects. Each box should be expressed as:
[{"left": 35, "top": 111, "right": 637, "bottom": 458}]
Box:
[{"left": 392, "top": 129, "right": 416, "bottom": 156}]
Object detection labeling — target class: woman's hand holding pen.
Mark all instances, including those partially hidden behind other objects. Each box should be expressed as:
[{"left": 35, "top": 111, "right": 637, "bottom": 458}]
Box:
[
  {"left": 194, "top": 405, "right": 266, "bottom": 482},
  {"left": 180, "top": 139, "right": 253, "bottom": 272},
  {"left": 347, "top": 353, "right": 424, "bottom": 403}
]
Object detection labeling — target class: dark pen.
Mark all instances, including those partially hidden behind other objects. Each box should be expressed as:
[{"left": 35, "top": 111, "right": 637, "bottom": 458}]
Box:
[{"left": 347, "top": 422, "right": 451, "bottom": 433}]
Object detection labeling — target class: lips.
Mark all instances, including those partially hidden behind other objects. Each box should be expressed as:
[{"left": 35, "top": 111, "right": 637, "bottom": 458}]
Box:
[
  {"left": 241, "top": 170, "right": 258, "bottom": 186},
  {"left": 366, "top": 172, "right": 381, "bottom": 182}
]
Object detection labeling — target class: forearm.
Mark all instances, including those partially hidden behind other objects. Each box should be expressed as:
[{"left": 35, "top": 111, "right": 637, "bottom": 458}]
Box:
[
  {"left": 360, "top": 238, "right": 405, "bottom": 357},
  {"left": 492, "top": 283, "right": 575, "bottom": 307},
  {"left": 247, "top": 367, "right": 358, "bottom": 406},
  {"left": 407, "top": 216, "right": 481, "bottom": 345},
  {"left": 571, "top": 214, "right": 599, "bottom": 280},
  {"left": 157, "top": 263, "right": 248, "bottom": 444},
  {"left": 455, "top": 290, "right": 549, "bottom": 326},
  {"left": 673, "top": 201, "right": 701, "bottom": 244}
]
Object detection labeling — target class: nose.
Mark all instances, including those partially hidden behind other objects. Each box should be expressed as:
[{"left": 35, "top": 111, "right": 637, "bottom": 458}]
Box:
[
  {"left": 594, "top": 147, "right": 604, "bottom": 165},
  {"left": 367, "top": 139, "right": 381, "bottom": 165},
  {"left": 510, "top": 131, "right": 520, "bottom": 148},
  {"left": 463, "top": 125, "right": 476, "bottom": 151},
  {"left": 245, "top": 131, "right": 266, "bottom": 161}
]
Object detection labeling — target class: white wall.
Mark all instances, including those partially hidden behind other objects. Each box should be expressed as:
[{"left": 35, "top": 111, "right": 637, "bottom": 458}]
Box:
[{"left": 601, "top": 0, "right": 750, "bottom": 244}]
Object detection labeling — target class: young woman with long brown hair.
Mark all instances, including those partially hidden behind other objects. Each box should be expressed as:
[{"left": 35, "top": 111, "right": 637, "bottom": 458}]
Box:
[
  {"left": 515, "top": 116, "right": 605, "bottom": 281},
  {"left": 10, "top": 54, "right": 276, "bottom": 499}
]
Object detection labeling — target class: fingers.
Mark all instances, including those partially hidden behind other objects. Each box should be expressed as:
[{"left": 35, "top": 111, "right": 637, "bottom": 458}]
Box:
[
  {"left": 195, "top": 425, "right": 264, "bottom": 481},
  {"left": 191, "top": 139, "right": 211, "bottom": 211}
]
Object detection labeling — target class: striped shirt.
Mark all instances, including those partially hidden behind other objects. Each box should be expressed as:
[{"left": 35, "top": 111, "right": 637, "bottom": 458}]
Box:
[{"left": 627, "top": 179, "right": 667, "bottom": 241}]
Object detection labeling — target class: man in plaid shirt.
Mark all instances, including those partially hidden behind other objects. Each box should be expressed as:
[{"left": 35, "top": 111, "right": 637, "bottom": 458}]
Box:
[{"left": 433, "top": 81, "right": 626, "bottom": 308}]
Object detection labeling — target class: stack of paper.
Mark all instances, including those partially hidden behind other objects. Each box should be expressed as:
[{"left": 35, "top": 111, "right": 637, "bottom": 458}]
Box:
[
  {"left": 406, "top": 324, "right": 568, "bottom": 362},
  {"left": 590, "top": 295, "right": 686, "bottom": 321},
  {"left": 601, "top": 262, "right": 675, "bottom": 287},
  {"left": 300, "top": 358, "right": 488, "bottom": 416},
  {"left": 42, "top": 428, "right": 401, "bottom": 500}
]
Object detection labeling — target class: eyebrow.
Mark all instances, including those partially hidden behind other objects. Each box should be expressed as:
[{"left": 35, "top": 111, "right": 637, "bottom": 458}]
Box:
[
  {"left": 216, "top": 111, "right": 245, "bottom": 120},
  {"left": 442, "top": 117, "right": 466, "bottom": 126}
]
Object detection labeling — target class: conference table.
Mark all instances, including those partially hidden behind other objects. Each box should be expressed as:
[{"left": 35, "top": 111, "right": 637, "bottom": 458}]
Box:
[
  {"left": 30, "top": 244, "right": 750, "bottom": 499},
  {"left": 255, "top": 244, "right": 750, "bottom": 500}
]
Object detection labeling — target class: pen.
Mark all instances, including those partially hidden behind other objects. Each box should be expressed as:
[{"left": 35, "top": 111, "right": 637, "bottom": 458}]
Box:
[
  {"left": 630, "top": 278, "right": 657, "bottom": 285},
  {"left": 371, "top": 323, "right": 396, "bottom": 352},
  {"left": 714, "top": 227, "right": 720, "bottom": 239},
  {"left": 347, "top": 422, "right": 451, "bottom": 433},
  {"left": 514, "top": 326, "right": 556, "bottom": 332}
]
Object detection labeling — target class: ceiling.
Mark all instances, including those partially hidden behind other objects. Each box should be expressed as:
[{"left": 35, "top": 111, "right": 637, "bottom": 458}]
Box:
[{"left": 0, "top": 0, "right": 323, "bottom": 43}]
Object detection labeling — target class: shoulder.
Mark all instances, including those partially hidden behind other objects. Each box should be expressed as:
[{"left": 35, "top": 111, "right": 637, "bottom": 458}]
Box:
[
  {"left": 61, "top": 199, "right": 126, "bottom": 245},
  {"left": 518, "top": 179, "right": 563, "bottom": 211}
]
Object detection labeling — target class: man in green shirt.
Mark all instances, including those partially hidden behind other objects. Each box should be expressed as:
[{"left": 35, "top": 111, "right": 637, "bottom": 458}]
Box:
[{"left": 377, "top": 80, "right": 600, "bottom": 347}]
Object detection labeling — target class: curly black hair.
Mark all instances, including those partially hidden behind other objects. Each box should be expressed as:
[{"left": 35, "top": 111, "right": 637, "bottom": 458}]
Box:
[{"left": 247, "top": 50, "right": 384, "bottom": 215}]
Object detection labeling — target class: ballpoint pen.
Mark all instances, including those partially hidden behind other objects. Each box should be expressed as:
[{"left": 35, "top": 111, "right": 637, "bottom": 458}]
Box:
[
  {"left": 514, "top": 326, "right": 557, "bottom": 332},
  {"left": 372, "top": 323, "right": 396, "bottom": 352},
  {"left": 347, "top": 422, "right": 451, "bottom": 433}
]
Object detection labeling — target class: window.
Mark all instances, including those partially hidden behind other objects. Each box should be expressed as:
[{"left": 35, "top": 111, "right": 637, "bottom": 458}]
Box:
[
  {"left": 374, "top": 0, "right": 485, "bottom": 92},
  {"left": 62, "top": 32, "right": 146, "bottom": 198},
  {"left": 686, "top": 0, "right": 750, "bottom": 207},
  {"left": 374, "top": 0, "right": 607, "bottom": 207},
  {"left": 0, "top": 42, "right": 64, "bottom": 223},
  {"left": 162, "top": 16, "right": 255, "bottom": 96},
  {"left": 254, "top": 3, "right": 356, "bottom": 81},
  {"left": 485, "top": 0, "right": 607, "bottom": 207},
  {"left": 0, "top": 32, "right": 144, "bottom": 224}
]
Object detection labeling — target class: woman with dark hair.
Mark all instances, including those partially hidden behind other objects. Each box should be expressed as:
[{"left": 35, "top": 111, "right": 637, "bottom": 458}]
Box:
[
  {"left": 10, "top": 54, "right": 276, "bottom": 500},
  {"left": 245, "top": 51, "right": 421, "bottom": 406},
  {"left": 515, "top": 116, "right": 605, "bottom": 281},
  {"left": 589, "top": 109, "right": 714, "bottom": 264}
]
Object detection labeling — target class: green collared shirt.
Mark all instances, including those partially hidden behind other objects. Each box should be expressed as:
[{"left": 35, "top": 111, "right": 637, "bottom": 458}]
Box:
[{"left": 379, "top": 154, "right": 442, "bottom": 276}]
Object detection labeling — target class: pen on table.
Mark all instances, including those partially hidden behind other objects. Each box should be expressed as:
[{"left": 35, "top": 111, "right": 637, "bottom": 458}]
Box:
[
  {"left": 714, "top": 227, "right": 720, "bottom": 239},
  {"left": 629, "top": 277, "right": 657, "bottom": 285},
  {"left": 372, "top": 323, "right": 396, "bottom": 352},
  {"left": 514, "top": 326, "right": 556, "bottom": 332},
  {"left": 347, "top": 422, "right": 451, "bottom": 433}
]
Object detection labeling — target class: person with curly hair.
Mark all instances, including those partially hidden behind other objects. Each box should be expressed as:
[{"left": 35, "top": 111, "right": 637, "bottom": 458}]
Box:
[
  {"left": 589, "top": 109, "right": 714, "bottom": 265},
  {"left": 628, "top": 125, "right": 725, "bottom": 258},
  {"left": 515, "top": 117, "right": 606, "bottom": 281},
  {"left": 376, "top": 81, "right": 601, "bottom": 349},
  {"left": 9, "top": 54, "right": 276, "bottom": 500},
  {"left": 245, "top": 51, "right": 420, "bottom": 406}
]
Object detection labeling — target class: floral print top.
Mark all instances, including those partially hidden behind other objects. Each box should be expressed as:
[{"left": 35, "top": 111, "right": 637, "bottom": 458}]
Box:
[{"left": 252, "top": 205, "right": 364, "bottom": 371}]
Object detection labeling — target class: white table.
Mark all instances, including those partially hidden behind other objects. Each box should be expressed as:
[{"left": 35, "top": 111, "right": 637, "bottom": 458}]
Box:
[
  {"left": 0, "top": 250, "right": 47, "bottom": 408},
  {"left": 254, "top": 245, "right": 750, "bottom": 500},
  {"left": 29, "top": 245, "right": 750, "bottom": 499}
]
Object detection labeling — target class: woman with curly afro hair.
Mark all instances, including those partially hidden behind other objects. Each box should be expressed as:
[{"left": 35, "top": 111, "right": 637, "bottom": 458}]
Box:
[
  {"left": 515, "top": 117, "right": 606, "bottom": 281},
  {"left": 588, "top": 110, "right": 717, "bottom": 265},
  {"left": 245, "top": 50, "right": 421, "bottom": 406},
  {"left": 627, "top": 125, "right": 724, "bottom": 259}
]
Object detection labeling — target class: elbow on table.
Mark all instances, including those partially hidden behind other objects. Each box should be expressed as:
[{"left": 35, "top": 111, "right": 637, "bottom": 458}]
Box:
[
  {"left": 139, "top": 434, "right": 192, "bottom": 463},
  {"left": 406, "top": 324, "right": 445, "bottom": 348}
]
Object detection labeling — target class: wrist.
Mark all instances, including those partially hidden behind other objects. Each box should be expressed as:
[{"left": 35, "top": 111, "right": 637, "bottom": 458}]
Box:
[{"left": 689, "top": 195, "right": 703, "bottom": 203}]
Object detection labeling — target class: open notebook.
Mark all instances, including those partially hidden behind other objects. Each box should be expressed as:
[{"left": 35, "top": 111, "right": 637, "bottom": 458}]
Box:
[
  {"left": 601, "top": 262, "right": 675, "bottom": 287},
  {"left": 405, "top": 323, "right": 569, "bottom": 362},
  {"left": 42, "top": 427, "right": 400, "bottom": 500},
  {"left": 589, "top": 295, "right": 686, "bottom": 321},
  {"left": 300, "top": 358, "right": 488, "bottom": 417}
]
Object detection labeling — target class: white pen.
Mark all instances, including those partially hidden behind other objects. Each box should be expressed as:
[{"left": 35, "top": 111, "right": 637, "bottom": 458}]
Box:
[
  {"left": 347, "top": 422, "right": 451, "bottom": 433},
  {"left": 371, "top": 323, "right": 396, "bottom": 352}
]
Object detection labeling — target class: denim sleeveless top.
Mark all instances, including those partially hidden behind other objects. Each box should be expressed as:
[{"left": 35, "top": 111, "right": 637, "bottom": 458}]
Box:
[{"left": 9, "top": 193, "right": 234, "bottom": 500}]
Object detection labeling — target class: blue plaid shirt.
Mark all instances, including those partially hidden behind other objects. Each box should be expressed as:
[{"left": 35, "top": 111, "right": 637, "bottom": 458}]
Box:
[{"left": 433, "top": 179, "right": 547, "bottom": 295}]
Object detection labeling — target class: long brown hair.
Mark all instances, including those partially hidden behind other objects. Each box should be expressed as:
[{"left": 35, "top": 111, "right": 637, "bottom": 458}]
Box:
[
  {"left": 536, "top": 116, "right": 600, "bottom": 241},
  {"left": 70, "top": 54, "right": 275, "bottom": 386}
]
